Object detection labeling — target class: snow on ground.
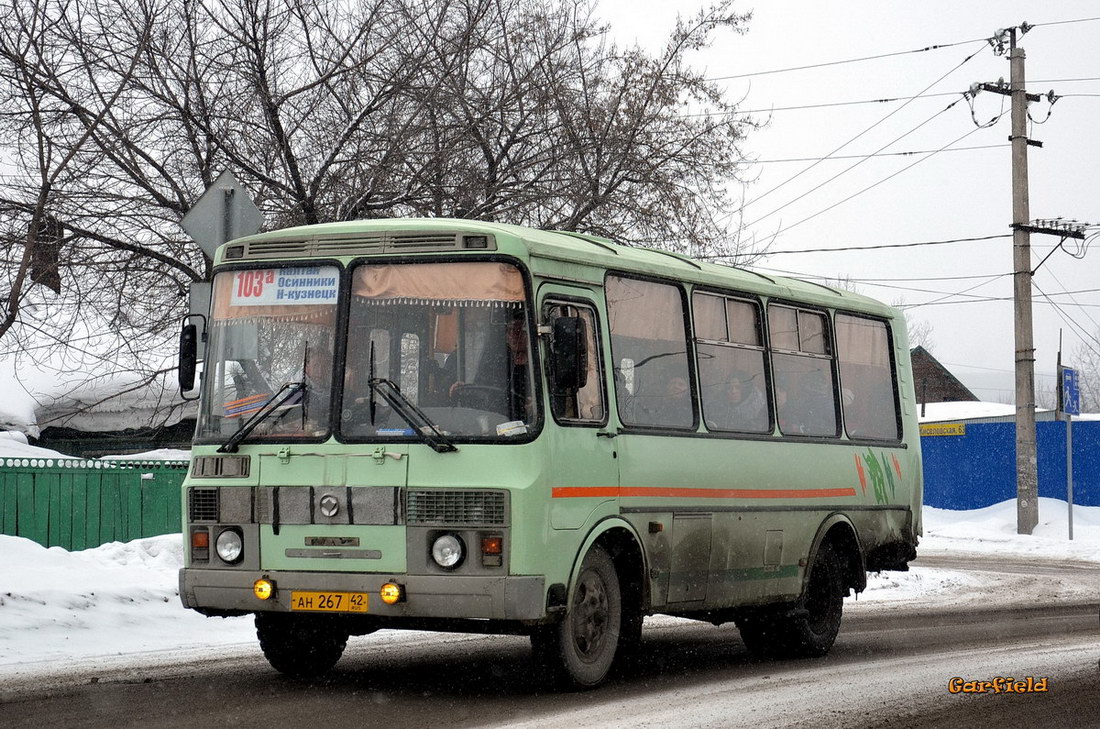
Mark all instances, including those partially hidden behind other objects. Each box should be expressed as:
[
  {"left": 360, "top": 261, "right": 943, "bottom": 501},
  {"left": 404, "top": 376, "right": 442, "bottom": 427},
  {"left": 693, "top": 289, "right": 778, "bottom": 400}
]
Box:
[
  {"left": 0, "top": 498, "right": 1096, "bottom": 679},
  {"left": 0, "top": 431, "right": 72, "bottom": 459},
  {"left": 100, "top": 448, "right": 191, "bottom": 461},
  {"left": 0, "top": 434, "right": 189, "bottom": 463}
]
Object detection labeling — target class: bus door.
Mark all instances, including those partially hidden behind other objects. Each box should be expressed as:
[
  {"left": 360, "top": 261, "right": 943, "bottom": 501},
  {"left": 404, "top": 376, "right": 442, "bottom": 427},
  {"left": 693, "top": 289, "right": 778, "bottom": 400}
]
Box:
[{"left": 539, "top": 288, "right": 618, "bottom": 530}]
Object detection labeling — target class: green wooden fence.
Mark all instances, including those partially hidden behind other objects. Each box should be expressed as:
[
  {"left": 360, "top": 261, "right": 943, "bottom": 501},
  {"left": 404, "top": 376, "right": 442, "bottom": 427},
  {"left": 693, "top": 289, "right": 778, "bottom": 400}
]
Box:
[{"left": 0, "top": 457, "right": 188, "bottom": 551}]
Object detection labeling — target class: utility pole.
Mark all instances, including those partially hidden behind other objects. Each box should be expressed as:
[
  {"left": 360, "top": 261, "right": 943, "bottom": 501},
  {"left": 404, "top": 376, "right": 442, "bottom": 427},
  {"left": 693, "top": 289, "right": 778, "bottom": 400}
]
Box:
[
  {"left": 977, "top": 24, "right": 1084, "bottom": 535},
  {"left": 1008, "top": 28, "right": 1038, "bottom": 536}
]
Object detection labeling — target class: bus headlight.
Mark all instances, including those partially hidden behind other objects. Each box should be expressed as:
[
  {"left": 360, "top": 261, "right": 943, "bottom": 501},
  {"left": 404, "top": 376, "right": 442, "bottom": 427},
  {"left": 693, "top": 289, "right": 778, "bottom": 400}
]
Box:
[
  {"left": 215, "top": 528, "right": 244, "bottom": 564},
  {"left": 430, "top": 533, "right": 465, "bottom": 569}
]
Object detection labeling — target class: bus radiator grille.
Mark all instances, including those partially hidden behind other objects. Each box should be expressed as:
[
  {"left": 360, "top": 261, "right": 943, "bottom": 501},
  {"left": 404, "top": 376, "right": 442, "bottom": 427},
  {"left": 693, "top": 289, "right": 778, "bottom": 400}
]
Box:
[
  {"left": 187, "top": 488, "right": 220, "bottom": 523},
  {"left": 405, "top": 490, "right": 507, "bottom": 526}
]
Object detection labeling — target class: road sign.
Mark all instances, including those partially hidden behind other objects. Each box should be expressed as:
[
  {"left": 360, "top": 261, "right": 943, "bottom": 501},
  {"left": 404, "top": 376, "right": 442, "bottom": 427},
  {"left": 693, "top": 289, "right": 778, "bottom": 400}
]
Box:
[
  {"left": 1060, "top": 366, "right": 1080, "bottom": 416},
  {"left": 181, "top": 171, "right": 263, "bottom": 258}
]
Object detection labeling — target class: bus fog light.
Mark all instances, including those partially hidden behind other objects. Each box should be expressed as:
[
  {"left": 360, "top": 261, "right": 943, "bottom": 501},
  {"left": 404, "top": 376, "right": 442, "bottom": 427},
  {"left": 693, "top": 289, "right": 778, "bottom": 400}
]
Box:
[
  {"left": 380, "top": 582, "right": 405, "bottom": 605},
  {"left": 215, "top": 528, "right": 244, "bottom": 563},
  {"left": 253, "top": 578, "right": 274, "bottom": 600},
  {"left": 431, "top": 534, "right": 465, "bottom": 569}
]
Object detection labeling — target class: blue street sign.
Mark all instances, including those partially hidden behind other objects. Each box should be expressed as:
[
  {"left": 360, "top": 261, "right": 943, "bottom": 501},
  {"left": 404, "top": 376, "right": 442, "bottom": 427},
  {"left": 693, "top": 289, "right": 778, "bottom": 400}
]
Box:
[{"left": 1060, "top": 366, "right": 1080, "bottom": 416}]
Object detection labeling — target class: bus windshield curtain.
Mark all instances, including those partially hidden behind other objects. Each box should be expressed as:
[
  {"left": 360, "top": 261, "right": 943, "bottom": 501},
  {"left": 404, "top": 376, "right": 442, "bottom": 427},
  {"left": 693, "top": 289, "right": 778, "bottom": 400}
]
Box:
[{"left": 353, "top": 262, "right": 524, "bottom": 307}]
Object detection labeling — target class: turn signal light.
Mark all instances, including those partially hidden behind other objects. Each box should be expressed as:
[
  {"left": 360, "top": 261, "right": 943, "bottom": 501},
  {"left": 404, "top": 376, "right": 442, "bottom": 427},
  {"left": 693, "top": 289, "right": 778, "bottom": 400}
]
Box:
[
  {"left": 253, "top": 578, "right": 274, "bottom": 600},
  {"left": 481, "top": 535, "right": 503, "bottom": 567},
  {"left": 380, "top": 582, "right": 405, "bottom": 605},
  {"left": 191, "top": 530, "right": 210, "bottom": 548}
]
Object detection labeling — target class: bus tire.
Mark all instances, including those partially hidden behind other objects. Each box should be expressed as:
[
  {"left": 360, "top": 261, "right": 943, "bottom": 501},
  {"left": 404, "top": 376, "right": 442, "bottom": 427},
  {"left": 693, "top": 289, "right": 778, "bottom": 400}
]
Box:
[
  {"left": 738, "top": 542, "right": 844, "bottom": 659},
  {"left": 255, "top": 612, "right": 348, "bottom": 677},
  {"left": 539, "top": 545, "right": 622, "bottom": 689}
]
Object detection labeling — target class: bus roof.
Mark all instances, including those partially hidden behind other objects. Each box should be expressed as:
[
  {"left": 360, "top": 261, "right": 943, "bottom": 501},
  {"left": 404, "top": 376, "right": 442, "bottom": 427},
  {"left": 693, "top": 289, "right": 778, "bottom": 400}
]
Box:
[{"left": 226, "top": 217, "right": 897, "bottom": 318}]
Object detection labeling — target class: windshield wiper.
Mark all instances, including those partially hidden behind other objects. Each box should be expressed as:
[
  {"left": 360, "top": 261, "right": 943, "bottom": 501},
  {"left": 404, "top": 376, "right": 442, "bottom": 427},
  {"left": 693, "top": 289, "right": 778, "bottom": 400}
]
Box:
[
  {"left": 368, "top": 377, "right": 457, "bottom": 453},
  {"left": 217, "top": 381, "right": 305, "bottom": 453}
]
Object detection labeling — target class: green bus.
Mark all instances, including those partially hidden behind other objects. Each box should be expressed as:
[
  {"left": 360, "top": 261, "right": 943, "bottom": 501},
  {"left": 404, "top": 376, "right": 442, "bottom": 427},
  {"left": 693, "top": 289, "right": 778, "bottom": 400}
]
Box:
[{"left": 178, "top": 218, "right": 921, "bottom": 688}]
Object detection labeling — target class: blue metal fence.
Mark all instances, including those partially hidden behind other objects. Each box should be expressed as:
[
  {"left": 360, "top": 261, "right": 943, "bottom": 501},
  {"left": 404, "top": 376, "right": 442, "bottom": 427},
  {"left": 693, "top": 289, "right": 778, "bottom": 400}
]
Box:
[{"left": 921, "top": 420, "right": 1100, "bottom": 510}]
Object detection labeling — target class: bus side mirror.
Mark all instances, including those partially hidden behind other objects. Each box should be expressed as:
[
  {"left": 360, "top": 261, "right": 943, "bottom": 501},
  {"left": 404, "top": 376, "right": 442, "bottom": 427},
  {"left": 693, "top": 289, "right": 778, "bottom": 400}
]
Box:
[
  {"left": 550, "top": 316, "right": 588, "bottom": 393},
  {"left": 179, "top": 322, "right": 198, "bottom": 394}
]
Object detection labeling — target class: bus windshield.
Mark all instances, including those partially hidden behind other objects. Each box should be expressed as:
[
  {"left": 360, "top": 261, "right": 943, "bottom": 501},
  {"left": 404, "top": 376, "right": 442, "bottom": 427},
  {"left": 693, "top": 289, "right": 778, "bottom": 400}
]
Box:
[
  {"left": 196, "top": 266, "right": 340, "bottom": 443},
  {"left": 340, "top": 261, "right": 535, "bottom": 441}
]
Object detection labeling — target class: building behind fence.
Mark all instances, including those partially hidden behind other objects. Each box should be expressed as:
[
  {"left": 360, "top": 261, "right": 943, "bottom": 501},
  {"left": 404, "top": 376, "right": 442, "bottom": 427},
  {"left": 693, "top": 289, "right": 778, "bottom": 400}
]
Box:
[{"left": 0, "top": 457, "right": 188, "bottom": 551}]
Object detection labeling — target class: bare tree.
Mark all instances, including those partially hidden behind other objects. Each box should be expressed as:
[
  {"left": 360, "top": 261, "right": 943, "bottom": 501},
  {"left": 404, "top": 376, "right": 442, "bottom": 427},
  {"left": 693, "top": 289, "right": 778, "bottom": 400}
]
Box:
[
  {"left": 1071, "top": 337, "right": 1100, "bottom": 413},
  {"left": 906, "top": 317, "right": 934, "bottom": 351},
  {"left": 0, "top": 0, "right": 757, "bottom": 422}
]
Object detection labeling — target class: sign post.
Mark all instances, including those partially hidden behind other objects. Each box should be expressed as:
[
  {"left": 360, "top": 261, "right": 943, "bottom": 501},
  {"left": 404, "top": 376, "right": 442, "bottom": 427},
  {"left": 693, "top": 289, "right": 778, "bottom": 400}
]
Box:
[
  {"left": 179, "top": 171, "right": 263, "bottom": 377},
  {"left": 1058, "top": 364, "right": 1079, "bottom": 540},
  {"left": 181, "top": 170, "right": 263, "bottom": 258}
]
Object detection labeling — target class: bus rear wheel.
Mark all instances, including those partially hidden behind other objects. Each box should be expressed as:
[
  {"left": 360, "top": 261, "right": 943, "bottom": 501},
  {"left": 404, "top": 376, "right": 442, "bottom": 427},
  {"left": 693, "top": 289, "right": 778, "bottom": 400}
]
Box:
[
  {"left": 532, "top": 545, "right": 622, "bottom": 689},
  {"left": 255, "top": 612, "right": 348, "bottom": 677},
  {"left": 738, "top": 542, "right": 844, "bottom": 659}
]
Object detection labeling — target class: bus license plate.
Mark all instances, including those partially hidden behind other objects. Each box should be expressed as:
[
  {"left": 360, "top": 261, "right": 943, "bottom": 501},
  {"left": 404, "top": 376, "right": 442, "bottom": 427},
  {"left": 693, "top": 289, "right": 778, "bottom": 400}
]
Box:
[{"left": 290, "top": 591, "right": 369, "bottom": 613}]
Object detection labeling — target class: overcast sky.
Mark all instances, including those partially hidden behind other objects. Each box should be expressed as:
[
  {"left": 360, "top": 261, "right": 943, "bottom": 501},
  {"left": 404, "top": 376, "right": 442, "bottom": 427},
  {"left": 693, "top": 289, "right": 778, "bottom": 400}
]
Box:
[{"left": 598, "top": 0, "right": 1100, "bottom": 403}]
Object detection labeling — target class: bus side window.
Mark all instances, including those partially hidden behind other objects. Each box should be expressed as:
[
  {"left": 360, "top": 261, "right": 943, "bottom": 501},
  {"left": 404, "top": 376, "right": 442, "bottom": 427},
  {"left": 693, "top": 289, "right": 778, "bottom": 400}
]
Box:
[
  {"left": 546, "top": 302, "right": 605, "bottom": 424},
  {"left": 606, "top": 275, "right": 694, "bottom": 429},
  {"left": 836, "top": 313, "right": 900, "bottom": 440},
  {"left": 768, "top": 305, "right": 839, "bottom": 437}
]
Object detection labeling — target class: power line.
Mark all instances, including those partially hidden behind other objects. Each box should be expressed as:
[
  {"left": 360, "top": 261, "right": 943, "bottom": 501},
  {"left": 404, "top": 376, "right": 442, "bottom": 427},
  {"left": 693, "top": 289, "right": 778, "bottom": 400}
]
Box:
[
  {"left": 1030, "top": 17, "right": 1100, "bottom": 28},
  {"left": 730, "top": 44, "right": 989, "bottom": 221},
  {"left": 1045, "top": 268, "right": 1100, "bottom": 333},
  {"left": 708, "top": 234, "right": 1007, "bottom": 259},
  {"left": 943, "top": 360, "right": 1058, "bottom": 378},
  {"left": 1030, "top": 76, "right": 1100, "bottom": 83},
  {"left": 706, "top": 39, "right": 989, "bottom": 81},
  {"left": 683, "top": 91, "right": 965, "bottom": 117},
  {"left": 743, "top": 97, "right": 969, "bottom": 229},
  {"left": 1034, "top": 282, "right": 1100, "bottom": 358},
  {"left": 898, "top": 271, "right": 1011, "bottom": 310},
  {"left": 900, "top": 294, "right": 1100, "bottom": 311},
  {"left": 752, "top": 119, "right": 990, "bottom": 236},
  {"left": 751, "top": 264, "right": 1011, "bottom": 283},
  {"left": 751, "top": 143, "right": 1007, "bottom": 164}
]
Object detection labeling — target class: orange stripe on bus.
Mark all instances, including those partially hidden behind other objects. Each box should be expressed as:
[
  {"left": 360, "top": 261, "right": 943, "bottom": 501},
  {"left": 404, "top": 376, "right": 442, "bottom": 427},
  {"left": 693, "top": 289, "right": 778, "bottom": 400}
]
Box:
[{"left": 551, "top": 486, "right": 857, "bottom": 499}]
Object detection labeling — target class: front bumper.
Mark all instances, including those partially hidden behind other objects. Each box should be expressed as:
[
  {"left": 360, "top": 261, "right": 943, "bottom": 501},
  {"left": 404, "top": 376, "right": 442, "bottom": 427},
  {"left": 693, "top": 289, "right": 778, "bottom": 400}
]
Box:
[{"left": 179, "top": 568, "right": 546, "bottom": 621}]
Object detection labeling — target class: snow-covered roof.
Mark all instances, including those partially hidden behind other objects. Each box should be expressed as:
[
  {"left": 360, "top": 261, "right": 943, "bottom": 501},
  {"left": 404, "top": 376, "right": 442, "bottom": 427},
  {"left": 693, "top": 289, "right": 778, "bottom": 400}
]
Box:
[
  {"left": 1, "top": 358, "right": 195, "bottom": 438},
  {"left": 918, "top": 400, "right": 1100, "bottom": 423}
]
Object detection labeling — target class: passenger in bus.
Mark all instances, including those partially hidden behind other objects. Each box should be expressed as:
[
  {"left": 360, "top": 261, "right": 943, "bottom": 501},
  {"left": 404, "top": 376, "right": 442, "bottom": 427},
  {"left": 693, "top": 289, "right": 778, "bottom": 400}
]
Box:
[
  {"left": 775, "top": 378, "right": 802, "bottom": 434},
  {"left": 705, "top": 369, "right": 767, "bottom": 432},
  {"left": 777, "top": 371, "right": 835, "bottom": 436},
  {"left": 656, "top": 375, "right": 693, "bottom": 426}
]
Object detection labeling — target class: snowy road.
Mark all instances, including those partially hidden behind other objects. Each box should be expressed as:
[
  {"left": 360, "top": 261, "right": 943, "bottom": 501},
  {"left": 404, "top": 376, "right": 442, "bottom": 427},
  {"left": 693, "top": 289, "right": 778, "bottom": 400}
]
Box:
[
  {"left": 1, "top": 500, "right": 1097, "bottom": 727},
  {"left": 1, "top": 596, "right": 1096, "bottom": 728}
]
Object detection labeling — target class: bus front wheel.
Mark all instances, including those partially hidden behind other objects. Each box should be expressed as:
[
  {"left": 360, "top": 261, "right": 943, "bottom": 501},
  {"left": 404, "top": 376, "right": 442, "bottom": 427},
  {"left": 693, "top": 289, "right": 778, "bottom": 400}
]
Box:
[
  {"left": 255, "top": 612, "right": 348, "bottom": 677},
  {"left": 533, "top": 545, "right": 622, "bottom": 689}
]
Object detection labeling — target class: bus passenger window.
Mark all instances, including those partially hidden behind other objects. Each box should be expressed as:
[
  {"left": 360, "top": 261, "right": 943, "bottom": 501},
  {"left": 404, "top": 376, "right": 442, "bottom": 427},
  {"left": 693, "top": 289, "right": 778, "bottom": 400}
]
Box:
[
  {"left": 836, "top": 314, "right": 900, "bottom": 440},
  {"left": 607, "top": 276, "right": 694, "bottom": 429},
  {"left": 768, "top": 306, "right": 838, "bottom": 437},
  {"left": 693, "top": 293, "right": 770, "bottom": 434}
]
